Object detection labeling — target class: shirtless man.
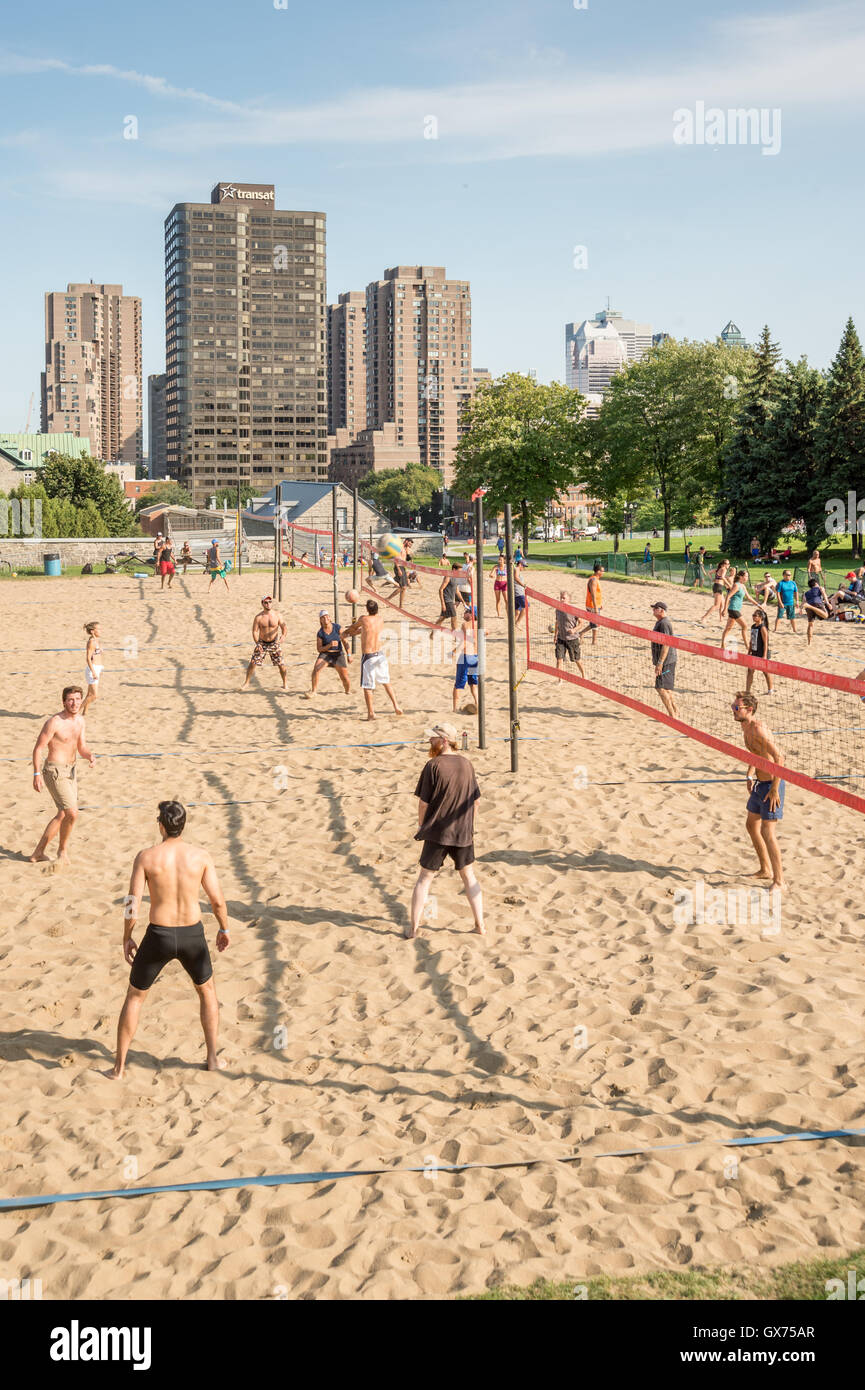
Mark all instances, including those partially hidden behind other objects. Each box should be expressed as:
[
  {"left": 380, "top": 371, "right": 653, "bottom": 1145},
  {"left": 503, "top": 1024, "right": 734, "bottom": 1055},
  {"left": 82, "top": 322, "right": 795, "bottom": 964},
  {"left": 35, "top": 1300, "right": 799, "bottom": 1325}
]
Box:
[
  {"left": 109, "top": 800, "right": 230, "bottom": 1077},
  {"left": 29, "top": 685, "right": 95, "bottom": 864},
  {"left": 343, "top": 598, "right": 403, "bottom": 720},
  {"left": 241, "top": 595, "right": 288, "bottom": 690},
  {"left": 731, "top": 690, "right": 785, "bottom": 889}
]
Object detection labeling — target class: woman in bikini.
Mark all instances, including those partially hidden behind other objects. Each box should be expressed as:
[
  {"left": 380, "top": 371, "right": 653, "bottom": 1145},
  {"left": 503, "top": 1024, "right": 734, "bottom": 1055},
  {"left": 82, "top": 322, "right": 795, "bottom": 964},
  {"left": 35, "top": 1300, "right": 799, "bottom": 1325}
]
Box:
[
  {"left": 700, "top": 559, "right": 730, "bottom": 623},
  {"left": 81, "top": 621, "right": 104, "bottom": 715},
  {"left": 491, "top": 554, "right": 508, "bottom": 617}
]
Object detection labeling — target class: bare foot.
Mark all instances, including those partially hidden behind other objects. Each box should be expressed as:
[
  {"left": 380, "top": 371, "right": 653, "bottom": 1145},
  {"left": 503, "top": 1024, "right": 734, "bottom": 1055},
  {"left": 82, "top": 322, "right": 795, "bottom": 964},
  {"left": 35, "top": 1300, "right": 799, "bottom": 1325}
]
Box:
[
  {"left": 772, "top": 880, "right": 786, "bottom": 891},
  {"left": 366, "top": 714, "right": 376, "bottom": 722},
  {"left": 747, "top": 869, "right": 773, "bottom": 880},
  {"left": 393, "top": 708, "right": 404, "bottom": 716},
  {"left": 473, "top": 925, "right": 486, "bottom": 936},
  {"left": 28, "top": 852, "right": 50, "bottom": 863},
  {"left": 301, "top": 692, "right": 313, "bottom": 699},
  {"left": 205, "top": 1056, "right": 227, "bottom": 1071},
  {"left": 240, "top": 685, "right": 252, "bottom": 692},
  {"left": 404, "top": 927, "right": 419, "bottom": 939},
  {"left": 104, "top": 1065, "right": 124, "bottom": 1080}
]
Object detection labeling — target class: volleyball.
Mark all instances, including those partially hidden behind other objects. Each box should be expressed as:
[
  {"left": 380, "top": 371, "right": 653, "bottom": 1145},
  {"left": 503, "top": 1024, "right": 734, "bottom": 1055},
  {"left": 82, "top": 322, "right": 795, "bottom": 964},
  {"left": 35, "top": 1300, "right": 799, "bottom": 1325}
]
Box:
[
  {"left": 378, "top": 532, "right": 402, "bottom": 559},
  {"left": 345, "top": 588, "right": 360, "bottom": 604}
]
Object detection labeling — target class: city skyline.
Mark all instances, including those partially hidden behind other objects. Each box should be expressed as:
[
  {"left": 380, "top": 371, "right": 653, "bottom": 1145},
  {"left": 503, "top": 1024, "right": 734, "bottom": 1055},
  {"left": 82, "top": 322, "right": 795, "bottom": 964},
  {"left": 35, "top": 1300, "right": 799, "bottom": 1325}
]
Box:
[{"left": 2, "top": 1, "right": 864, "bottom": 438}]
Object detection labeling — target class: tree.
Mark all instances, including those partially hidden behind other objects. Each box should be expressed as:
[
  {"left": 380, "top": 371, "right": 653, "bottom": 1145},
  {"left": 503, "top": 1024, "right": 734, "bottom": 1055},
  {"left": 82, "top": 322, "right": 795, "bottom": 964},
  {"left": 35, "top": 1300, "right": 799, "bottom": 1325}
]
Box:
[
  {"left": 686, "top": 339, "right": 754, "bottom": 547},
  {"left": 756, "top": 359, "right": 825, "bottom": 554},
  {"left": 452, "top": 373, "right": 585, "bottom": 555},
  {"left": 134, "top": 480, "right": 195, "bottom": 513},
  {"left": 718, "top": 326, "right": 783, "bottom": 556},
  {"left": 812, "top": 317, "right": 865, "bottom": 556},
  {"left": 39, "top": 453, "right": 131, "bottom": 535},
  {"left": 356, "top": 462, "right": 440, "bottom": 526}
]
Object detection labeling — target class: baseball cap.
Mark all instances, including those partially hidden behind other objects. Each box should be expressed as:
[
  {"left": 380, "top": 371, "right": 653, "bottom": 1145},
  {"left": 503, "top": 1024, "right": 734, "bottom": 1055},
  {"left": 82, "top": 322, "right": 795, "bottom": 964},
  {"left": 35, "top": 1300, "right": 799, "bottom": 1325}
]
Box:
[
  {"left": 650, "top": 599, "right": 667, "bottom": 610},
  {"left": 319, "top": 608, "right": 329, "bottom": 617},
  {"left": 846, "top": 571, "right": 857, "bottom": 579},
  {"left": 211, "top": 537, "right": 219, "bottom": 544},
  {"left": 424, "top": 722, "right": 459, "bottom": 744},
  {"left": 261, "top": 595, "right": 273, "bottom": 602}
]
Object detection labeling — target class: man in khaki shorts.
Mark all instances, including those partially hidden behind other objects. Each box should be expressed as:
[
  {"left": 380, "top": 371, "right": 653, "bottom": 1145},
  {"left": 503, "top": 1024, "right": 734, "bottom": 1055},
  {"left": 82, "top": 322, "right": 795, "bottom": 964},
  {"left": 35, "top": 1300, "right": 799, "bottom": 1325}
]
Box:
[{"left": 29, "top": 685, "right": 95, "bottom": 864}]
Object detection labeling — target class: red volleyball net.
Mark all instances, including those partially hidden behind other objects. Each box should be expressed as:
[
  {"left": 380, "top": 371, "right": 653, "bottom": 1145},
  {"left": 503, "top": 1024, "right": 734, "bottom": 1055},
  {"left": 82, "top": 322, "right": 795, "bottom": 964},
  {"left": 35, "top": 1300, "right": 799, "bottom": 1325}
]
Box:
[
  {"left": 283, "top": 522, "right": 334, "bottom": 575},
  {"left": 360, "top": 540, "right": 476, "bottom": 634},
  {"left": 524, "top": 585, "right": 865, "bottom": 815}
]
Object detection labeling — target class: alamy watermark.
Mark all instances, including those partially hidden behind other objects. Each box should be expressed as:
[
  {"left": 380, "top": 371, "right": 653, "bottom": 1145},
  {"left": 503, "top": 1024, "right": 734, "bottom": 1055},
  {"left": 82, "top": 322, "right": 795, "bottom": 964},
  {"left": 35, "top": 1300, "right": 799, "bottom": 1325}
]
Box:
[
  {"left": 673, "top": 880, "right": 781, "bottom": 936},
  {"left": 825, "top": 492, "right": 865, "bottom": 537},
  {"left": 673, "top": 102, "right": 781, "bottom": 157},
  {"left": 0, "top": 498, "right": 42, "bottom": 537}
]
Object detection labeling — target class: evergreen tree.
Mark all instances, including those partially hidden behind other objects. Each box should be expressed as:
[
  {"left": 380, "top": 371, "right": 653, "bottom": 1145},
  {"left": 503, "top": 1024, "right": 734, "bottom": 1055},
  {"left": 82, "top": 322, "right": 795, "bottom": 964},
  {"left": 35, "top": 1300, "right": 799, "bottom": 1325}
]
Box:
[
  {"left": 759, "top": 358, "right": 825, "bottom": 552},
  {"left": 718, "top": 325, "right": 782, "bottom": 555},
  {"left": 811, "top": 317, "right": 865, "bottom": 555}
]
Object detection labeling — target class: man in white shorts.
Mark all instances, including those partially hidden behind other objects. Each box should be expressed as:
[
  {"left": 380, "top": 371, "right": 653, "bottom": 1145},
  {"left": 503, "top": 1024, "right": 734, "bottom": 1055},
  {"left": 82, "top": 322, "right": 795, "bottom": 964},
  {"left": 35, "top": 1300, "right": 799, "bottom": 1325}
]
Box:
[{"left": 343, "top": 598, "right": 403, "bottom": 721}]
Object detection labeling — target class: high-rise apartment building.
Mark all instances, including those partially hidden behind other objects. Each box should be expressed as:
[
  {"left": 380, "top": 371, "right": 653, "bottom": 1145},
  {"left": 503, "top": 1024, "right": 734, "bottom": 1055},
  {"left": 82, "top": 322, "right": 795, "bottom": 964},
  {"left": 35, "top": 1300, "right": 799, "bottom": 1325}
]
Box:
[
  {"left": 327, "top": 292, "right": 366, "bottom": 436},
  {"left": 364, "top": 266, "right": 471, "bottom": 486},
  {"left": 148, "top": 373, "right": 168, "bottom": 478},
  {"left": 565, "top": 307, "right": 653, "bottom": 412},
  {"left": 164, "top": 181, "right": 327, "bottom": 505},
  {"left": 41, "top": 282, "right": 142, "bottom": 463}
]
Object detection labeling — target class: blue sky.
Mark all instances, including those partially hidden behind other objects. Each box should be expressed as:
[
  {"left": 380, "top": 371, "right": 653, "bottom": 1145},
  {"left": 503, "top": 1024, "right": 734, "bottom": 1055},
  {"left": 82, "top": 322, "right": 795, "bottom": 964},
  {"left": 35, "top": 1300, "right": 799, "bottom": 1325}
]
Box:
[{"left": 2, "top": 0, "right": 864, "bottom": 440}]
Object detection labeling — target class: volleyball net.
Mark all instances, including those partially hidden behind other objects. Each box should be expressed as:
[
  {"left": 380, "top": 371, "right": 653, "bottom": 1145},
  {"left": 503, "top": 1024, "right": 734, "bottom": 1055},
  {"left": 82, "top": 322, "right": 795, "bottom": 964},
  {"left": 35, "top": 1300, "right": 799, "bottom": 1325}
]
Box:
[
  {"left": 359, "top": 540, "right": 476, "bottom": 634},
  {"left": 524, "top": 585, "right": 865, "bottom": 815},
  {"left": 283, "top": 522, "right": 334, "bottom": 575}
]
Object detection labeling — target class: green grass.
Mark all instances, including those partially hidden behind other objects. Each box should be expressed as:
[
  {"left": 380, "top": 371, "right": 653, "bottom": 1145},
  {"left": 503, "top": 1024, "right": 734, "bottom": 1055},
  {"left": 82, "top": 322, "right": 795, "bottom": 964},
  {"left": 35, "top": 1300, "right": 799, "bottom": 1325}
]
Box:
[{"left": 464, "top": 1249, "right": 865, "bottom": 1301}]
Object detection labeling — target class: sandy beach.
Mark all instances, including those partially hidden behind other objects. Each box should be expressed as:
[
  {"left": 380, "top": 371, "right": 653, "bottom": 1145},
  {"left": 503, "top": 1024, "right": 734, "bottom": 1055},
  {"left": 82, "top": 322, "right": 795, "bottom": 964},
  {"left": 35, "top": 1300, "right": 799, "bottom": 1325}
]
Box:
[{"left": 1, "top": 563, "right": 863, "bottom": 1299}]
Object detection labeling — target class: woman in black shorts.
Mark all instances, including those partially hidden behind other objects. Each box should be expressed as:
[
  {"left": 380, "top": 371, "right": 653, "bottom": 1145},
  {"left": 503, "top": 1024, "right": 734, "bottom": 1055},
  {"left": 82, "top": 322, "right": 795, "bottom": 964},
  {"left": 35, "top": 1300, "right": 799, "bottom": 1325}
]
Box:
[{"left": 700, "top": 560, "right": 730, "bottom": 624}]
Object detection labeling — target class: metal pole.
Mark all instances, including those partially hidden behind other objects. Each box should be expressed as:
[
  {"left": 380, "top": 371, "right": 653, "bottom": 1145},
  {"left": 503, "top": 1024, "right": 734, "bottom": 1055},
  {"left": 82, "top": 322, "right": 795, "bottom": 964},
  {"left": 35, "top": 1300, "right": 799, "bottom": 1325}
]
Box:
[
  {"left": 504, "top": 503, "right": 519, "bottom": 773},
  {"left": 474, "top": 494, "right": 486, "bottom": 750},
  {"left": 351, "top": 487, "right": 359, "bottom": 655},
  {"left": 272, "top": 508, "right": 278, "bottom": 598},
  {"left": 237, "top": 476, "right": 243, "bottom": 575},
  {"left": 332, "top": 485, "right": 339, "bottom": 623}
]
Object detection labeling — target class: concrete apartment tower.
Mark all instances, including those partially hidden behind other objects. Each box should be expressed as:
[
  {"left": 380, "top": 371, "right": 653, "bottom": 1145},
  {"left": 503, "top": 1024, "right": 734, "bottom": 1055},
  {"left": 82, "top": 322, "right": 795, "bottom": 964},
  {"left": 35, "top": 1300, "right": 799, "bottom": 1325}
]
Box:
[
  {"left": 148, "top": 374, "right": 168, "bottom": 479},
  {"left": 565, "top": 306, "right": 653, "bottom": 412},
  {"left": 41, "top": 282, "right": 142, "bottom": 463},
  {"left": 327, "top": 292, "right": 366, "bottom": 436},
  {"left": 365, "top": 265, "right": 471, "bottom": 487},
  {"left": 164, "top": 181, "right": 327, "bottom": 505}
]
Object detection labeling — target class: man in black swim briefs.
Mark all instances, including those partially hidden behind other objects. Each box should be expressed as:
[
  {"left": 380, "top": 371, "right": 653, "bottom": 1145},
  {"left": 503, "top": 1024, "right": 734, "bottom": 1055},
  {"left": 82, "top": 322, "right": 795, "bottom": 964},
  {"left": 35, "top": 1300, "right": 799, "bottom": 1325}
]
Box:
[{"left": 108, "top": 800, "right": 231, "bottom": 1078}]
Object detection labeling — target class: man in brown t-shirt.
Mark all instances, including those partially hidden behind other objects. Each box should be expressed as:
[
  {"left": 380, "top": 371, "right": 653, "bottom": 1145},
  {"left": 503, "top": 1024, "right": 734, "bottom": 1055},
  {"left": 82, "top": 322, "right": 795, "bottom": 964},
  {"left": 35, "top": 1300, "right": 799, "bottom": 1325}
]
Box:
[{"left": 408, "top": 723, "right": 485, "bottom": 940}]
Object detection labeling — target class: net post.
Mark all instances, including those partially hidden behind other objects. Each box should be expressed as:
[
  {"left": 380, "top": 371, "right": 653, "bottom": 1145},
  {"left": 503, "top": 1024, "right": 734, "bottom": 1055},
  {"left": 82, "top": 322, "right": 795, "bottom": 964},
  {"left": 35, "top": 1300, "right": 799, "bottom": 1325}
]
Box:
[
  {"left": 236, "top": 477, "right": 242, "bottom": 576},
  {"left": 332, "top": 485, "right": 339, "bottom": 623},
  {"left": 504, "top": 503, "right": 519, "bottom": 772},
  {"left": 475, "top": 493, "right": 486, "bottom": 750},
  {"left": 272, "top": 502, "right": 278, "bottom": 599},
  {"left": 278, "top": 508, "right": 284, "bottom": 601},
  {"left": 352, "top": 487, "right": 359, "bottom": 655}
]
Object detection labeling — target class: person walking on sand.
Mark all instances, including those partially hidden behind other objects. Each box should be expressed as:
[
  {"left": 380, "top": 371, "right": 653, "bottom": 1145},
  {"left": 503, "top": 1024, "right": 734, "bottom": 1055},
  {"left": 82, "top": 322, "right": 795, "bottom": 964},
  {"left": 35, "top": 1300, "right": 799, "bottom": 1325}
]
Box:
[
  {"left": 206, "top": 537, "right": 230, "bottom": 592},
  {"left": 731, "top": 692, "right": 785, "bottom": 890},
  {"left": 109, "top": 800, "right": 230, "bottom": 1078},
  {"left": 452, "top": 605, "right": 479, "bottom": 714},
  {"left": 29, "top": 686, "right": 95, "bottom": 864},
  {"left": 650, "top": 600, "right": 679, "bottom": 717},
  {"left": 179, "top": 540, "right": 192, "bottom": 575},
  {"left": 491, "top": 553, "right": 508, "bottom": 618},
  {"left": 408, "top": 723, "right": 484, "bottom": 940},
  {"left": 579, "top": 561, "right": 604, "bottom": 645},
  {"left": 774, "top": 569, "right": 799, "bottom": 633},
  {"left": 241, "top": 595, "right": 288, "bottom": 691},
  {"left": 720, "top": 569, "right": 752, "bottom": 649},
  {"left": 555, "top": 591, "right": 586, "bottom": 677},
  {"left": 745, "top": 608, "right": 774, "bottom": 695},
  {"left": 700, "top": 560, "right": 730, "bottom": 624},
  {"left": 343, "top": 598, "right": 403, "bottom": 721},
  {"left": 80, "top": 621, "right": 104, "bottom": 716},
  {"left": 302, "top": 606, "right": 352, "bottom": 698},
  {"left": 159, "top": 534, "right": 176, "bottom": 591}
]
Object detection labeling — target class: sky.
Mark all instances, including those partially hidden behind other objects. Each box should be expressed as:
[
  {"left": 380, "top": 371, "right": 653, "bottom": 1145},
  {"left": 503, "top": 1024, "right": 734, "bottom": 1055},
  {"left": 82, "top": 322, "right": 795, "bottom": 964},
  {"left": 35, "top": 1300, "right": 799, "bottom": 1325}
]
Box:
[{"left": 1, "top": 0, "right": 864, "bottom": 442}]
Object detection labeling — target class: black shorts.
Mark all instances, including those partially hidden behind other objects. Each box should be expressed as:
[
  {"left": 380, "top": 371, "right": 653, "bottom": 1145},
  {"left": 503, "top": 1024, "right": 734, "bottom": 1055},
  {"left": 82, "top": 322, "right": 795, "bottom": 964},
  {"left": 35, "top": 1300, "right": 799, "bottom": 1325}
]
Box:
[
  {"left": 395, "top": 568, "right": 409, "bottom": 588},
  {"left": 712, "top": 583, "right": 723, "bottom": 594},
  {"left": 655, "top": 665, "right": 676, "bottom": 690},
  {"left": 129, "top": 922, "right": 213, "bottom": 991},
  {"left": 419, "top": 841, "right": 475, "bottom": 871},
  {"left": 444, "top": 599, "right": 458, "bottom": 618},
  {"left": 321, "top": 649, "right": 348, "bottom": 669},
  {"left": 555, "top": 637, "right": 582, "bottom": 662}
]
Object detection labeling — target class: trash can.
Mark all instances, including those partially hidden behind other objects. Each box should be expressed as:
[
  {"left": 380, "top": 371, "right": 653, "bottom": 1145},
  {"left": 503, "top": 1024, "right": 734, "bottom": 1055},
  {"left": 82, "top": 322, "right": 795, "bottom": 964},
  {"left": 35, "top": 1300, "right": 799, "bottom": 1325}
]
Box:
[{"left": 43, "top": 553, "right": 61, "bottom": 576}]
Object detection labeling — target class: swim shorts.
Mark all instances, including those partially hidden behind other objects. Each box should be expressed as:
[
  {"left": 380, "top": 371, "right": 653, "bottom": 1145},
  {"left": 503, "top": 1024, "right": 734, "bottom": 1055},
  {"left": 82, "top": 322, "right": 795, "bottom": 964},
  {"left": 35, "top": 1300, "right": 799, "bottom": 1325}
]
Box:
[
  {"left": 85, "top": 664, "right": 104, "bottom": 686},
  {"left": 655, "top": 664, "right": 676, "bottom": 690},
  {"left": 42, "top": 761, "right": 77, "bottom": 811},
  {"left": 454, "top": 655, "right": 479, "bottom": 689},
  {"left": 419, "top": 841, "right": 475, "bottom": 871},
  {"left": 129, "top": 921, "right": 214, "bottom": 990},
  {"left": 321, "top": 647, "right": 348, "bottom": 669},
  {"left": 746, "top": 779, "right": 785, "bottom": 821},
  {"left": 252, "top": 639, "right": 283, "bottom": 666},
  {"left": 555, "top": 637, "right": 581, "bottom": 662},
  {"left": 361, "top": 651, "right": 390, "bottom": 689}
]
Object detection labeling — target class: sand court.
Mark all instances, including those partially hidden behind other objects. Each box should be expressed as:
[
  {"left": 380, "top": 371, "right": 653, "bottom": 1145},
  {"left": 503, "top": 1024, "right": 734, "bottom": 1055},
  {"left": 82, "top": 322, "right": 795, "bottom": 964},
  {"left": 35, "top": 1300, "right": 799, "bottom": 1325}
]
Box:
[{"left": 1, "top": 565, "right": 863, "bottom": 1298}]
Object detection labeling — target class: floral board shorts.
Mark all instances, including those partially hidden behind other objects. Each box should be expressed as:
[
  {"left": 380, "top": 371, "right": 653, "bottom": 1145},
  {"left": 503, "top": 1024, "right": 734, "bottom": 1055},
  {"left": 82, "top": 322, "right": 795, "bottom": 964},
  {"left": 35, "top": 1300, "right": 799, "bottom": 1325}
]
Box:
[{"left": 252, "top": 639, "right": 283, "bottom": 666}]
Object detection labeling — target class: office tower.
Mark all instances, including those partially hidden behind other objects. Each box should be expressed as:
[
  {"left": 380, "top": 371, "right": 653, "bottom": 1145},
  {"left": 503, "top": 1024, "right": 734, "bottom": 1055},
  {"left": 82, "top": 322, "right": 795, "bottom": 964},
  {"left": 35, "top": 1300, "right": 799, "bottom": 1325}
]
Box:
[
  {"left": 41, "top": 282, "right": 142, "bottom": 463},
  {"left": 327, "top": 291, "right": 366, "bottom": 436},
  {"left": 164, "top": 181, "right": 327, "bottom": 506},
  {"left": 364, "top": 265, "right": 471, "bottom": 487},
  {"left": 147, "top": 374, "right": 168, "bottom": 478},
  {"left": 720, "top": 320, "right": 749, "bottom": 348},
  {"left": 565, "top": 307, "right": 653, "bottom": 399}
]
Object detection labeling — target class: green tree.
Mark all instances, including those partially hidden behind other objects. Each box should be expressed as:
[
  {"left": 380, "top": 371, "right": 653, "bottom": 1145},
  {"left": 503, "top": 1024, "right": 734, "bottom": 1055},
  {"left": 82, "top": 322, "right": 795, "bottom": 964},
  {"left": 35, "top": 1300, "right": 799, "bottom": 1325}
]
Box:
[
  {"left": 356, "top": 462, "right": 440, "bottom": 525},
  {"left": 718, "top": 326, "right": 783, "bottom": 556},
  {"left": 812, "top": 317, "right": 865, "bottom": 555},
  {"left": 756, "top": 358, "right": 825, "bottom": 555},
  {"left": 452, "top": 373, "right": 585, "bottom": 555},
  {"left": 134, "top": 480, "right": 195, "bottom": 513},
  {"left": 40, "top": 453, "right": 131, "bottom": 535}
]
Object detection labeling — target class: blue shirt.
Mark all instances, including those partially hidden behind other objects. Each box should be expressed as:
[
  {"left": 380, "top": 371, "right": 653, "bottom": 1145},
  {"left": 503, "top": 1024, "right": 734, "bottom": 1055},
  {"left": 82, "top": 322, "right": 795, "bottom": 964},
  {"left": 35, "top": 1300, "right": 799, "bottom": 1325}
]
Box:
[
  {"left": 317, "top": 623, "right": 342, "bottom": 650},
  {"left": 777, "top": 579, "right": 797, "bottom": 606},
  {"left": 496, "top": 537, "right": 505, "bottom": 553}
]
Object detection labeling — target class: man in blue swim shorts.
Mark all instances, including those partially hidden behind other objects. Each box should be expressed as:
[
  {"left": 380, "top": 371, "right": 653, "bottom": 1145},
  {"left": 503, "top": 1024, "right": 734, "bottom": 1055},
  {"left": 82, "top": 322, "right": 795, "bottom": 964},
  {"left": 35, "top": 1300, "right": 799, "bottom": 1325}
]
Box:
[{"left": 731, "top": 690, "right": 785, "bottom": 890}]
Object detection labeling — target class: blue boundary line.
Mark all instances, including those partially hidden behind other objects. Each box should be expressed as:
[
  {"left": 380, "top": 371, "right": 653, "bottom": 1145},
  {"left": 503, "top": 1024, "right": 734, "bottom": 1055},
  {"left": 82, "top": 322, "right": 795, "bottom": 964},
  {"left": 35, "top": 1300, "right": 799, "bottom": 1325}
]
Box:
[{"left": 1, "top": 1127, "right": 861, "bottom": 1213}]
